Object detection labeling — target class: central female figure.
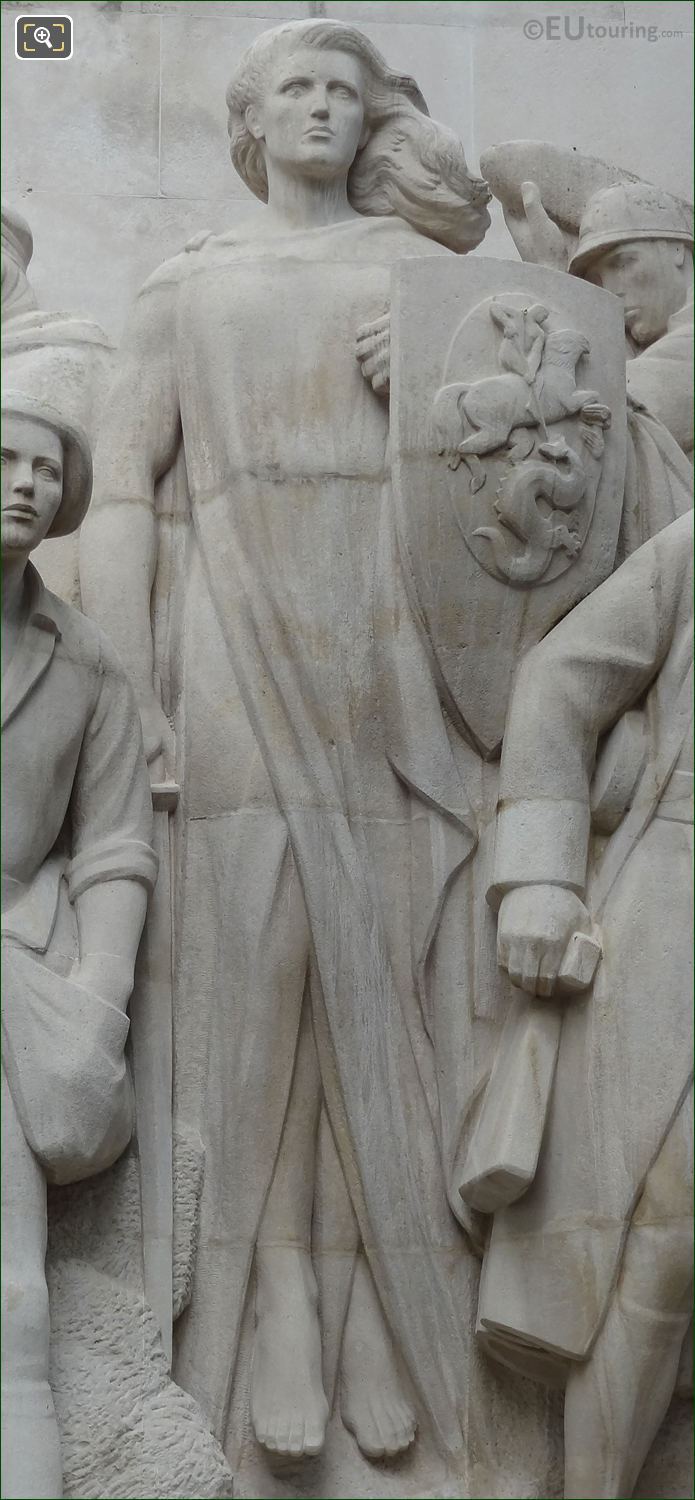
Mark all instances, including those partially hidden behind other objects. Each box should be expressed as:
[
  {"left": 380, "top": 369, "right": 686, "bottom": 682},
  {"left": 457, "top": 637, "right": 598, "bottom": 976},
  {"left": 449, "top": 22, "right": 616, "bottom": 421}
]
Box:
[{"left": 80, "top": 18, "right": 489, "bottom": 1467}]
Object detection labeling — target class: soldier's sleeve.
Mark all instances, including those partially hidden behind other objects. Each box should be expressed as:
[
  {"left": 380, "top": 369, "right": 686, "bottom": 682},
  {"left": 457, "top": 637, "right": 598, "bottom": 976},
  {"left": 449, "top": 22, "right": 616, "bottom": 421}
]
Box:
[
  {"left": 66, "top": 634, "right": 158, "bottom": 900},
  {"left": 489, "top": 513, "right": 692, "bottom": 902}
]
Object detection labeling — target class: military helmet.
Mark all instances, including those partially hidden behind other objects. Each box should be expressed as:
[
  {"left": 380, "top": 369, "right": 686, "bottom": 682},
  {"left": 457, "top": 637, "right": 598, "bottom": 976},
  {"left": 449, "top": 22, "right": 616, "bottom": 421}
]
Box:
[{"left": 569, "top": 180, "right": 694, "bottom": 275}]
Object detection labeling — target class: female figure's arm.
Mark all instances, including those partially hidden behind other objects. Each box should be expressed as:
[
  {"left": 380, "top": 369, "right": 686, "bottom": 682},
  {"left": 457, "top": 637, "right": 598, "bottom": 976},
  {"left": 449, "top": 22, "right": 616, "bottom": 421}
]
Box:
[{"left": 79, "top": 276, "right": 181, "bottom": 766}]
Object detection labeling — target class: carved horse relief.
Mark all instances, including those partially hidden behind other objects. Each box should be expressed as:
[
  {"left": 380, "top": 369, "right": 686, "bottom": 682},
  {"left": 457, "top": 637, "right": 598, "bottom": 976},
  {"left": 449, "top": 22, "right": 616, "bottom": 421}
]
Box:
[{"left": 431, "top": 295, "right": 611, "bottom": 586}]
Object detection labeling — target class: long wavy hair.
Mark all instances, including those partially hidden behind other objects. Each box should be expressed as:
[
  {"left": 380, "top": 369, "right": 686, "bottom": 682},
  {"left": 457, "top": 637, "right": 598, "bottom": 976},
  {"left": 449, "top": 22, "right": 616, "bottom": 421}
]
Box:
[
  {"left": 1, "top": 207, "right": 37, "bottom": 322},
  {"left": 226, "top": 20, "right": 490, "bottom": 253}
]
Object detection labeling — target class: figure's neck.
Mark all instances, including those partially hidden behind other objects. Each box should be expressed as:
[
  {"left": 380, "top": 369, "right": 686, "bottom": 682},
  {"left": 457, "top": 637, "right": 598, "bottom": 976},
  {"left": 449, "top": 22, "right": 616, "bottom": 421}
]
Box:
[
  {"left": 1, "top": 556, "right": 29, "bottom": 628},
  {"left": 263, "top": 165, "right": 359, "bottom": 232}
]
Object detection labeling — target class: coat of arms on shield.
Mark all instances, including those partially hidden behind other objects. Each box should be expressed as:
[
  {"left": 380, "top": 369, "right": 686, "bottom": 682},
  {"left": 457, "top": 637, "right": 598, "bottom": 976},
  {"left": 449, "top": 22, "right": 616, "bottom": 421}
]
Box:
[{"left": 390, "top": 258, "right": 627, "bottom": 757}]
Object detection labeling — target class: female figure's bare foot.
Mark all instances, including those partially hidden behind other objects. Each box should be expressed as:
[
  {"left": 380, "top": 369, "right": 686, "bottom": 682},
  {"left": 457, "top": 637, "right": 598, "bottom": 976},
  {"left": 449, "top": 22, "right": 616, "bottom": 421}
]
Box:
[
  {"left": 340, "top": 1254, "right": 417, "bottom": 1460},
  {"left": 251, "top": 1245, "right": 329, "bottom": 1459}
]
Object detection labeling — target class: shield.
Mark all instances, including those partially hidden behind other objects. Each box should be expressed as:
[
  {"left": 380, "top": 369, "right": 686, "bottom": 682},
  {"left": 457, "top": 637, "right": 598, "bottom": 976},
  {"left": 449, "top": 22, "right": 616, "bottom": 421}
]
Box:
[{"left": 390, "top": 257, "right": 627, "bottom": 756}]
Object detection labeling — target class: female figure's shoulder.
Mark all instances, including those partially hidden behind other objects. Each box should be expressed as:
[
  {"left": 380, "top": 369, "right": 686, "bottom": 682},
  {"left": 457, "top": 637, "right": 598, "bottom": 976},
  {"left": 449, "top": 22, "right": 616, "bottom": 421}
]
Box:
[
  {"left": 348, "top": 214, "right": 453, "bottom": 264},
  {"left": 137, "top": 234, "right": 213, "bottom": 301}
]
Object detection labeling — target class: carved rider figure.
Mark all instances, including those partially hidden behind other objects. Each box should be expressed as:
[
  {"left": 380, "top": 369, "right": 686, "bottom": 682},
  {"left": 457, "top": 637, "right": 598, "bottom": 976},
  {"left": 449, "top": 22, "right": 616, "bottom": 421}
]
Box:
[
  {"left": 486, "top": 161, "right": 694, "bottom": 464},
  {"left": 1, "top": 393, "right": 156, "bottom": 1500}
]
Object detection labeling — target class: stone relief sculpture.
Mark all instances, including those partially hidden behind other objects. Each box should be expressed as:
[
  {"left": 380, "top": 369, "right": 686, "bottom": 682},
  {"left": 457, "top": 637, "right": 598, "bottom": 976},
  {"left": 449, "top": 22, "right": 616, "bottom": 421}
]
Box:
[
  {"left": 383, "top": 246, "right": 691, "bottom": 1498},
  {"left": 1, "top": 249, "right": 233, "bottom": 1500},
  {"left": 432, "top": 293, "right": 611, "bottom": 581},
  {"left": 80, "top": 15, "right": 493, "bottom": 1478},
  {"left": 0, "top": 391, "right": 156, "bottom": 1497},
  {"left": 1, "top": 14, "right": 691, "bottom": 1500},
  {"left": 570, "top": 183, "right": 694, "bottom": 460},
  {"left": 482, "top": 146, "right": 694, "bottom": 461},
  {"left": 1, "top": 206, "right": 116, "bottom": 604},
  {"left": 478, "top": 511, "right": 693, "bottom": 1499}
]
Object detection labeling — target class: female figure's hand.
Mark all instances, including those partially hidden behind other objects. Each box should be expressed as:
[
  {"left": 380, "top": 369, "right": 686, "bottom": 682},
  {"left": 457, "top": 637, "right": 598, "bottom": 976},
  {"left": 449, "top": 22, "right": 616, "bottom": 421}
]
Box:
[{"left": 356, "top": 312, "right": 391, "bottom": 397}]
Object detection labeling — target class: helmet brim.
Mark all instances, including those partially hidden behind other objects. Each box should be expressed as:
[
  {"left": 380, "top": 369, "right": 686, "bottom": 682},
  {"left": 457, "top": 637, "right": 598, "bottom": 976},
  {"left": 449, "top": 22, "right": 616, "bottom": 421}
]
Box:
[{"left": 570, "top": 226, "right": 694, "bottom": 277}]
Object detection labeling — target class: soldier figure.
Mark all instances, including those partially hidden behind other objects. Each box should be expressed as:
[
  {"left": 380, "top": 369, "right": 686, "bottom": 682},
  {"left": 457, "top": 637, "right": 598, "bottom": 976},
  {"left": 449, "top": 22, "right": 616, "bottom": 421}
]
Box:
[
  {"left": 569, "top": 181, "right": 693, "bottom": 460},
  {"left": 482, "top": 512, "right": 693, "bottom": 1498}
]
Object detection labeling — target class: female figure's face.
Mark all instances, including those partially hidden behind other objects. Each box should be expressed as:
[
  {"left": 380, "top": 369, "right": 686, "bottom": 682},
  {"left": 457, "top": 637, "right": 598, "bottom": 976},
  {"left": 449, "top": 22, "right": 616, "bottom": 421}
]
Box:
[{"left": 246, "top": 44, "right": 369, "bottom": 184}]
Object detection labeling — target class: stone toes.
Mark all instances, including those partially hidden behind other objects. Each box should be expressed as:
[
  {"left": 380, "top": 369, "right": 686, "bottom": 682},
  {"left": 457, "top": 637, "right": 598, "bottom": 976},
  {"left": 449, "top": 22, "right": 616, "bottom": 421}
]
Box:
[
  {"left": 302, "top": 1424, "right": 325, "bottom": 1458},
  {"left": 275, "top": 1418, "right": 294, "bottom": 1454},
  {"left": 285, "top": 1418, "right": 304, "bottom": 1456},
  {"left": 353, "top": 1399, "right": 417, "bottom": 1459},
  {"left": 256, "top": 1409, "right": 287, "bottom": 1452},
  {"left": 251, "top": 1409, "right": 272, "bottom": 1448},
  {"left": 390, "top": 1405, "right": 417, "bottom": 1453},
  {"left": 361, "top": 1403, "right": 391, "bottom": 1458},
  {"left": 375, "top": 1408, "right": 404, "bottom": 1457},
  {"left": 304, "top": 1399, "right": 328, "bottom": 1456},
  {"left": 254, "top": 1389, "right": 327, "bottom": 1457}
]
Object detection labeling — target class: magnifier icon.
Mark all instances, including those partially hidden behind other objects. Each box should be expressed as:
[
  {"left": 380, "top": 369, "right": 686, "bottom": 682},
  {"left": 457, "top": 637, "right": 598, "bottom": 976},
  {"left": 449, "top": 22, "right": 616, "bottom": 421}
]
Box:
[{"left": 34, "top": 25, "right": 53, "bottom": 47}]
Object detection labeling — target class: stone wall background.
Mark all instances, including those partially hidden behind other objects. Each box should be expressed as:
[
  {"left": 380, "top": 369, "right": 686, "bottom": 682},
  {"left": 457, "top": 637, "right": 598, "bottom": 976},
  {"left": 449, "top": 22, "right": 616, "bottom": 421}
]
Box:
[{"left": 2, "top": 0, "right": 693, "bottom": 342}]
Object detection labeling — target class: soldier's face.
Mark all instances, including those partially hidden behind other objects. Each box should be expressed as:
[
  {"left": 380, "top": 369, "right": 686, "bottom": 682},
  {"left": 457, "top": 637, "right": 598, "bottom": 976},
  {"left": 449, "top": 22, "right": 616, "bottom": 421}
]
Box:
[
  {"left": 247, "top": 45, "right": 368, "bottom": 183},
  {"left": 1, "top": 414, "right": 63, "bottom": 556},
  {"left": 587, "top": 239, "right": 686, "bottom": 346}
]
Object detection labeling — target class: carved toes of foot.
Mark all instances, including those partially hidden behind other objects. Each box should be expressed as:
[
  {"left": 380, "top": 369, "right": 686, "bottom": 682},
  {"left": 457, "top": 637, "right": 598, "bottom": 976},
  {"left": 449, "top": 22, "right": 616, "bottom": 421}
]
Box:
[
  {"left": 284, "top": 1420, "right": 308, "bottom": 1458},
  {"left": 256, "top": 1406, "right": 327, "bottom": 1460},
  {"left": 343, "top": 1394, "right": 417, "bottom": 1461},
  {"left": 302, "top": 1399, "right": 329, "bottom": 1458},
  {"left": 253, "top": 1413, "right": 281, "bottom": 1453},
  {"left": 376, "top": 1403, "right": 417, "bottom": 1460}
]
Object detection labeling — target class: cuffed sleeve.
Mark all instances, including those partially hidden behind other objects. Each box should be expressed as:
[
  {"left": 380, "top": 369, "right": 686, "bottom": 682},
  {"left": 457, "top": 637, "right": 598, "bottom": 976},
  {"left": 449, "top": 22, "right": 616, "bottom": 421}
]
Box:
[
  {"left": 67, "top": 837, "right": 158, "bottom": 901},
  {"left": 488, "top": 797, "right": 591, "bottom": 908}
]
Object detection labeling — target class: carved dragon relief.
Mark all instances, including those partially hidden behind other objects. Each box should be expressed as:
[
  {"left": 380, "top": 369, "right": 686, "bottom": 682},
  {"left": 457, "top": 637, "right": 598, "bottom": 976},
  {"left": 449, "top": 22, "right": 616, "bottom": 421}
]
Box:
[{"left": 432, "top": 297, "right": 611, "bottom": 585}]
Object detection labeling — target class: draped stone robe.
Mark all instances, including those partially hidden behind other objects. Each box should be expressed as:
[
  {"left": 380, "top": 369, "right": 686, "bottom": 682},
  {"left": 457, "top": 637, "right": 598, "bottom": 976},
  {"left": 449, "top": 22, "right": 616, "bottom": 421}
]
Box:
[{"left": 93, "top": 213, "right": 476, "bottom": 1457}]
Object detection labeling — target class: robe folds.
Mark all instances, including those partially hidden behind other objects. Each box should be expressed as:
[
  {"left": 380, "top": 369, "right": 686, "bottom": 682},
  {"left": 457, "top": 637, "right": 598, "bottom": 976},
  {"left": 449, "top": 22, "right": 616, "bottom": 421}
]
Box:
[{"left": 99, "top": 215, "right": 477, "bottom": 1456}]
